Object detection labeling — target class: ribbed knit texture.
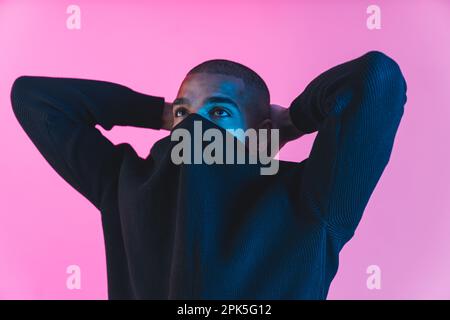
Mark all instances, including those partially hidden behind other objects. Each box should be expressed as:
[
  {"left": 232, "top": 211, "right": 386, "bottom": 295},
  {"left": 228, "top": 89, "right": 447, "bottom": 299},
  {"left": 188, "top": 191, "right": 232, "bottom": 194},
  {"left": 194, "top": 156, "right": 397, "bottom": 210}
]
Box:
[{"left": 10, "top": 51, "right": 407, "bottom": 299}]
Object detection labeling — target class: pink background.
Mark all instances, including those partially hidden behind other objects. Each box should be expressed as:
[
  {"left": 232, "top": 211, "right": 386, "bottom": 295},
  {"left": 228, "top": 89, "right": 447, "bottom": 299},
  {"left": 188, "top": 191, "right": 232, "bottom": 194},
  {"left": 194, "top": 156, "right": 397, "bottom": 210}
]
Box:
[{"left": 1, "top": 0, "right": 449, "bottom": 299}]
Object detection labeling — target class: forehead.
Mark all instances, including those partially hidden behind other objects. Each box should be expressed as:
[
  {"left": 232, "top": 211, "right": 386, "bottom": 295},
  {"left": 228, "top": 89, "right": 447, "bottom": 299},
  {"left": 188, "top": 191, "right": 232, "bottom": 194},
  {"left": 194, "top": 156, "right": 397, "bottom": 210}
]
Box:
[{"left": 177, "top": 73, "right": 247, "bottom": 102}]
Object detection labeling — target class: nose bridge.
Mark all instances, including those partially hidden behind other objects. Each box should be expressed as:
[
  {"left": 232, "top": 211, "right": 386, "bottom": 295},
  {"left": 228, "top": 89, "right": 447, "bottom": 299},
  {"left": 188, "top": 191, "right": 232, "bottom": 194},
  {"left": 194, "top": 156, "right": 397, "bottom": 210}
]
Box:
[{"left": 190, "top": 99, "right": 208, "bottom": 116}]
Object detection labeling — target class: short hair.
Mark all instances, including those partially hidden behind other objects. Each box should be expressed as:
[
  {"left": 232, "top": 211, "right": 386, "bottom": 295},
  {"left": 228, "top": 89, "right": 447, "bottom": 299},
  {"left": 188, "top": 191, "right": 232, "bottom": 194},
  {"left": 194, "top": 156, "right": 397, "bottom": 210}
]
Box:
[{"left": 186, "top": 59, "right": 270, "bottom": 121}]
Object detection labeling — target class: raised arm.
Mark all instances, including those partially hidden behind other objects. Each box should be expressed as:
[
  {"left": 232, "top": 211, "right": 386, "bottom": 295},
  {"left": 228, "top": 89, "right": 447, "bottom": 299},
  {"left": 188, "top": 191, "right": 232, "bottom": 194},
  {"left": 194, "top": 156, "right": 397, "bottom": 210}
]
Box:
[
  {"left": 289, "top": 51, "right": 407, "bottom": 240},
  {"left": 10, "top": 76, "right": 167, "bottom": 212}
]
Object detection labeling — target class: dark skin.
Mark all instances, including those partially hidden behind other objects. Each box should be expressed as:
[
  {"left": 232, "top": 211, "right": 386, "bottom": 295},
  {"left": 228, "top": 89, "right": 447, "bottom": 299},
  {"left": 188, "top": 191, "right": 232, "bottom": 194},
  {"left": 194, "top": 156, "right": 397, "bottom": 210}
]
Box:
[{"left": 161, "top": 72, "right": 304, "bottom": 149}]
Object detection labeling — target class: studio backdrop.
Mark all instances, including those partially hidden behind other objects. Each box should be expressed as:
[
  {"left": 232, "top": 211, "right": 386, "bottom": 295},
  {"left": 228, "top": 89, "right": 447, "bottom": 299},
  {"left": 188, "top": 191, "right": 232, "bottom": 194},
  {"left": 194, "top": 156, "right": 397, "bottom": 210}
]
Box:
[{"left": 1, "top": 0, "right": 449, "bottom": 299}]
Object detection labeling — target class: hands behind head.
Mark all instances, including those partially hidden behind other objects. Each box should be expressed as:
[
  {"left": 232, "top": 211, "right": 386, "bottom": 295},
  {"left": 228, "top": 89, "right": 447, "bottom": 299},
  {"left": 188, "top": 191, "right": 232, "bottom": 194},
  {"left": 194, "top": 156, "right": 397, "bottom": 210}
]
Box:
[
  {"left": 162, "top": 101, "right": 174, "bottom": 130},
  {"left": 162, "top": 101, "right": 304, "bottom": 150}
]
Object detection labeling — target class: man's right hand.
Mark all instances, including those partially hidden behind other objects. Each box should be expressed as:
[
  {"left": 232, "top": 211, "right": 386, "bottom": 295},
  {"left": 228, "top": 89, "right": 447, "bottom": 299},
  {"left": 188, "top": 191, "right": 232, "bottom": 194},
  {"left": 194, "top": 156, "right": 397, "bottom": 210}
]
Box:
[{"left": 162, "top": 101, "right": 173, "bottom": 130}]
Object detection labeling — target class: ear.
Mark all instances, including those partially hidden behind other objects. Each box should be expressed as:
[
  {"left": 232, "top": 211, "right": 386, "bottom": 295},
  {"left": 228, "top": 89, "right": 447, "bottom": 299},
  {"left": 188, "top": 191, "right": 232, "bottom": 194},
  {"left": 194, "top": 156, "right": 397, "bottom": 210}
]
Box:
[
  {"left": 256, "top": 118, "right": 273, "bottom": 154},
  {"left": 258, "top": 118, "right": 272, "bottom": 130}
]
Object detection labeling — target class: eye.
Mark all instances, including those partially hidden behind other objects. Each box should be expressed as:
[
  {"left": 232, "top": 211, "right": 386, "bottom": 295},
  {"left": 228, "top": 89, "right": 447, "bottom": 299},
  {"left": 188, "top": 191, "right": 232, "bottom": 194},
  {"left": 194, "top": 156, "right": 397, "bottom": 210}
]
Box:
[
  {"left": 174, "top": 107, "right": 188, "bottom": 118},
  {"left": 209, "top": 106, "right": 231, "bottom": 118}
]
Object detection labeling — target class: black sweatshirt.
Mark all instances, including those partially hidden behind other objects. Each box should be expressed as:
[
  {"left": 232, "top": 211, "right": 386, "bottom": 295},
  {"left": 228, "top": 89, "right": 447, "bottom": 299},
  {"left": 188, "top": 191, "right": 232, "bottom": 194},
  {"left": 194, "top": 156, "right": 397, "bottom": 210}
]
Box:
[{"left": 10, "top": 51, "right": 407, "bottom": 299}]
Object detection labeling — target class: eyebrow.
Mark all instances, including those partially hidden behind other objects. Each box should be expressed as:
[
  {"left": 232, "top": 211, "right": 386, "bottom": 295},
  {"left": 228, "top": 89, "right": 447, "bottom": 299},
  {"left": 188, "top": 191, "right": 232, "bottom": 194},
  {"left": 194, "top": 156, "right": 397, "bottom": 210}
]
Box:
[
  {"left": 173, "top": 96, "right": 240, "bottom": 110},
  {"left": 172, "top": 97, "right": 190, "bottom": 106}
]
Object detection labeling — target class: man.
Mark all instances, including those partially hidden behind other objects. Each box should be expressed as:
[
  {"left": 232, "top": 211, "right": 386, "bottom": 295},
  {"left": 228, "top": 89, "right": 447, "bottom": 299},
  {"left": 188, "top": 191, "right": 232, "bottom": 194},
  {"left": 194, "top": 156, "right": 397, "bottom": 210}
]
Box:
[{"left": 10, "top": 50, "right": 407, "bottom": 299}]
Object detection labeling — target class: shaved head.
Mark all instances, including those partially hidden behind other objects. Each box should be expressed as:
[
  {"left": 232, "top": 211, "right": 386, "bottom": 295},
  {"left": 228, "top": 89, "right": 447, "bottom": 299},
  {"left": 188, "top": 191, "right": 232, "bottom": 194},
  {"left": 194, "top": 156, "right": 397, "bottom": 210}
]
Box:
[
  {"left": 172, "top": 59, "right": 272, "bottom": 133},
  {"left": 186, "top": 59, "right": 270, "bottom": 123}
]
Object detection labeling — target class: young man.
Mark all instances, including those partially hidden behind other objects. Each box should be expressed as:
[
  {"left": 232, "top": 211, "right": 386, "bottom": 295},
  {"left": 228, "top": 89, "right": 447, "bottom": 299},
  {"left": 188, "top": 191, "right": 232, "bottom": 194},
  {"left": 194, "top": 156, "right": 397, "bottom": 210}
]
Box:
[{"left": 10, "top": 50, "right": 407, "bottom": 299}]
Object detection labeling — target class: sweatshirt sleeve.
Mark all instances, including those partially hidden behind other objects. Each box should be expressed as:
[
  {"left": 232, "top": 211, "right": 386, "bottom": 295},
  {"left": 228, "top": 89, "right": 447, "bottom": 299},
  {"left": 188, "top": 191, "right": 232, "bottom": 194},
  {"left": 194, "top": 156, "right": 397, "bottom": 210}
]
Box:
[
  {"left": 10, "top": 76, "right": 166, "bottom": 213},
  {"left": 289, "top": 51, "right": 407, "bottom": 239}
]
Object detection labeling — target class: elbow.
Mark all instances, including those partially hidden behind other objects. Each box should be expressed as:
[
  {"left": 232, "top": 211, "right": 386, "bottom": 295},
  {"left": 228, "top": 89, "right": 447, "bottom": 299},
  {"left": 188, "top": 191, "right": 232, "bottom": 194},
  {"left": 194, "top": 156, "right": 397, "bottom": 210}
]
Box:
[
  {"left": 11, "top": 75, "right": 35, "bottom": 94},
  {"left": 10, "top": 76, "right": 35, "bottom": 111},
  {"left": 360, "top": 51, "right": 408, "bottom": 108},
  {"left": 10, "top": 76, "right": 43, "bottom": 125}
]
